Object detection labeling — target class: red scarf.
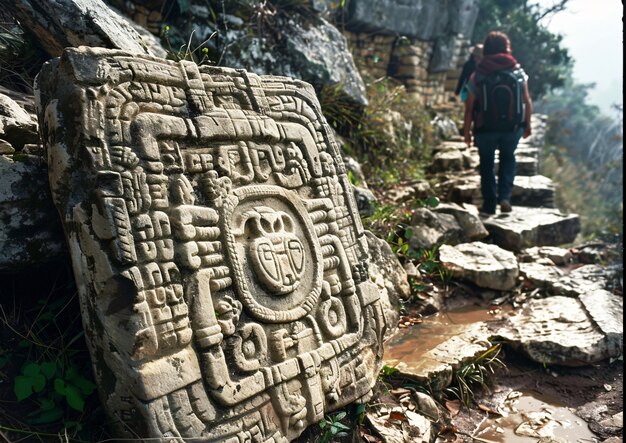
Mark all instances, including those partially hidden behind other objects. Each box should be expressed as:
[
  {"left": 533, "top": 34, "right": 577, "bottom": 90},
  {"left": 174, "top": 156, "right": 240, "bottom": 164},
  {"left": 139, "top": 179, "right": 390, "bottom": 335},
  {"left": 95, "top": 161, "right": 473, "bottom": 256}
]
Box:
[{"left": 476, "top": 53, "right": 519, "bottom": 75}]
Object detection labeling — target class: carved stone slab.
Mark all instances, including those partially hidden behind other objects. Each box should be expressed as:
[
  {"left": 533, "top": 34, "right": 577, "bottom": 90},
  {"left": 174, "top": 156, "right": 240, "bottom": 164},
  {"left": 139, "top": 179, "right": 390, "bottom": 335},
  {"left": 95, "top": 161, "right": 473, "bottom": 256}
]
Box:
[{"left": 37, "top": 47, "right": 386, "bottom": 442}]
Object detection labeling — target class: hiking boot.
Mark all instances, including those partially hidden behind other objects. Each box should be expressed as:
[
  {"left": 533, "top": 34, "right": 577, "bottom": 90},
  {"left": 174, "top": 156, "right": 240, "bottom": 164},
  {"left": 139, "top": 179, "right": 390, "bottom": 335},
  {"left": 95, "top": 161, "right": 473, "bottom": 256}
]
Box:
[{"left": 499, "top": 200, "right": 512, "bottom": 213}]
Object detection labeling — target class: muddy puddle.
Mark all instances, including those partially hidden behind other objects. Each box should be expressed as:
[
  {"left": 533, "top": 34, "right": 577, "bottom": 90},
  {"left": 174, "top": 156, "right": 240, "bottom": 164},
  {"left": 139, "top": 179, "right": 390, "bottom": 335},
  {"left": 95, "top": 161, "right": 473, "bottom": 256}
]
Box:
[
  {"left": 473, "top": 389, "right": 599, "bottom": 442},
  {"left": 384, "top": 306, "right": 601, "bottom": 442},
  {"left": 385, "top": 305, "right": 510, "bottom": 361}
]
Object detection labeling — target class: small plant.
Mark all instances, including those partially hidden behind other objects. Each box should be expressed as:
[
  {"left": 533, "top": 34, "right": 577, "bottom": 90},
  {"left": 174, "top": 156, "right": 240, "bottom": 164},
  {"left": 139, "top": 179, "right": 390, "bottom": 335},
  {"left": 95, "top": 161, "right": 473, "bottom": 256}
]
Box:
[
  {"left": 161, "top": 26, "right": 217, "bottom": 65},
  {"left": 444, "top": 344, "right": 506, "bottom": 407},
  {"left": 0, "top": 265, "right": 107, "bottom": 441},
  {"left": 318, "top": 411, "right": 351, "bottom": 442},
  {"left": 379, "top": 364, "right": 399, "bottom": 380}
]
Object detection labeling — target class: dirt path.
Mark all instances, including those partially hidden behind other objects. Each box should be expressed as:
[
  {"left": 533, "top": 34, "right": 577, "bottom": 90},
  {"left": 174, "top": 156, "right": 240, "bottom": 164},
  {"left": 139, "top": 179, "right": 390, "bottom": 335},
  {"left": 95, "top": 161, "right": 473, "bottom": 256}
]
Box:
[{"left": 450, "top": 351, "right": 623, "bottom": 442}]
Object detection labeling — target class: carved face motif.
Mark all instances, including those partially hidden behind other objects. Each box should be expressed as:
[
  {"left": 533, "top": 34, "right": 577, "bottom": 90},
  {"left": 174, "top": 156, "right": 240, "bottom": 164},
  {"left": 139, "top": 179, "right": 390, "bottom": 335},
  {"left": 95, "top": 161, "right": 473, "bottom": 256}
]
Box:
[{"left": 244, "top": 207, "right": 305, "bottom": 295}]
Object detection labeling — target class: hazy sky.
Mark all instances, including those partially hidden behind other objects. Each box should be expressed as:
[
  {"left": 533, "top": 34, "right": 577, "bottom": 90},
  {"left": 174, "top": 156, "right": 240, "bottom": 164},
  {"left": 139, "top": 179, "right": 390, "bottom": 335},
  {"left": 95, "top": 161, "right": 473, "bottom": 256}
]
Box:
[{"left": 535, "top": 0, "right": 623, "bottom": 115}]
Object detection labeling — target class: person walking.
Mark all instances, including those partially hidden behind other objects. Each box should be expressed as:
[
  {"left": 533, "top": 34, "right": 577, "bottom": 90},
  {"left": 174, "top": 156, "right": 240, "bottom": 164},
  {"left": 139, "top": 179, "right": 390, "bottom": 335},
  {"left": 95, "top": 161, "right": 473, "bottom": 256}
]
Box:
[
  {"left": 463, "top": 31, "right": 533, "bottom": 216},
  {"left": 455, "top": 44, "right": 483, "bottom": 102}
]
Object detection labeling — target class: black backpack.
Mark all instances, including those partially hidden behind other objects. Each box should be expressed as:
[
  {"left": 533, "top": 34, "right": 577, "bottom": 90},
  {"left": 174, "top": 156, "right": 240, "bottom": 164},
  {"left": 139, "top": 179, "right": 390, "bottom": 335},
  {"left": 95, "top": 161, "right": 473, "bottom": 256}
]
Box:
[{"left": 475, "top": 67, "right": 526, "bottom": 132}]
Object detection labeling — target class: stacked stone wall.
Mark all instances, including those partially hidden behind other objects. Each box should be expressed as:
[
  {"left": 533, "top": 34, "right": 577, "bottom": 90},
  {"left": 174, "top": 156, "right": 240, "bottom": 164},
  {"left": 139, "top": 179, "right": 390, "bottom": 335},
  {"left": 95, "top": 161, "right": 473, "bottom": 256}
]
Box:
[{"left": 344, "top": 31, "right": 472, "bottom": 106}]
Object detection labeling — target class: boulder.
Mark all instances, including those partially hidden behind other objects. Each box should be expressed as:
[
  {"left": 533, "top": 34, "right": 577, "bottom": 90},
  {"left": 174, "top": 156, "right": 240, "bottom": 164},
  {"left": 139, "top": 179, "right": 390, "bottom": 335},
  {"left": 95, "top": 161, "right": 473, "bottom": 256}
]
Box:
[
  {"left": 430, "top": 148, "right": 464, "bottom": 172},
  {"left": 482, "top": 206, "right": 581, "bottom": 251},
  {"left": 343, "top": 0, "right": 479, "bottom": 39},
  {"left": 6, "top": 0, "right": 163, "bottom": 57},
  {"left": 430, "top": 114, "right": 459, "bottom": 140},
  {"left": 353, "top": 185, "right": 377, "bottom": 217},
  {"left": 409, "top": 207, "right": 465, "bottom": 250},
  {"left": 498, "top": 291, "right": 623, "bottom": 366},
  {"left": 433, "top": 202, "right": 489, "bottom": 241},
  {"left": 520, "top": 246, "right": 573, "bottom": 266},
  {"left": 439, "top": 242, "right": 519, "bottom": 291},
  {"left": 0, "top": 155, "right": 66, "bottom": 270},
  {"left": 0, "top": 93, "right": 38, "bottom": 151},
  {"left": 281, "top": 15, "right": 368, "bottom": 106},
  {"left": 37, "top": 46, "right": 387, "bottom": 441}
]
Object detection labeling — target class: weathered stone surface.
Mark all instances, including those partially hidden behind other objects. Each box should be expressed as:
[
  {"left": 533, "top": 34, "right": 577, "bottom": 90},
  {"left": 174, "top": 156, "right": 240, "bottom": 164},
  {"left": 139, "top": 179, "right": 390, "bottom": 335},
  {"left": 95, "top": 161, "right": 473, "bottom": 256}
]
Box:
[
  {"left": 511, "top": 175, "right": 556, "bottom": 208},
  {"left": 520, "top": 262, "right": 613, "bottom": 296},
  {"left": 430, "top": 148, "right": 464, "bottom": 172},
  {"left": 385, "top": 322, "right": 492, "bottom": 387},
  {"left": 7, "top": 0, "right": 163, "bottom": 58},
  {"left": 344, "top": 0, "right": 479, "bottom": 39},
  {"left": 433, "top": 202, "right": 489, "bottom": 241},
  {"left": 38, "top": 47, "right": 386, "bottom": 441},
  {"left": 430, "top": 114, "right": 459, "bottom": 140},
  {"left": 366, "top": 407, "right": 433, "bottom": 443},
  {"left": 498, "top": 292, "right": 623, "bottom": 366},
  {"left": 520, "top": 246, "right": 573, "bottom": 266},
  {"left": 439, "top": 242, "right": 519, "bottom": 291},
  {"left": 0, "top": 155, "right": 66, "bottom": 270},
  {"left": 353, "top": 185, "right": 377, "bottom": 217},
  {"left": 409, "top": 207, "right": 465, "bottom": 250},
  {"left": 0, "top": 93, "right": 38, "bottom": 151},
  {"left": 482, "top": 206, "right": 581, "bottom": 251},
  {"left": 282, "top": 16, "right": 368, "bottom": 106},
  {"left": 441, "top": 174, "right": 557, "bottom": 209},
  {"left": 365, "top": 231, "right": 409, "bottom": 342},
  {"left": 429, "top": 34, "right": 462, "bottom": 73}
]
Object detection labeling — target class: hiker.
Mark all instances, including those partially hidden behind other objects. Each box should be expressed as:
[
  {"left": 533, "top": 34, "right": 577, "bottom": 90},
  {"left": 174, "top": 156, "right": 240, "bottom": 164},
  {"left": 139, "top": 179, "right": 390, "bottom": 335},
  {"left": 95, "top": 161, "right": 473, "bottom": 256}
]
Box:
[
  {"left": 463, "top": 31, "right": 533, "bottom": 216},
  {"left": 455, "top": 44, "right": 483, "bottom": 102}
]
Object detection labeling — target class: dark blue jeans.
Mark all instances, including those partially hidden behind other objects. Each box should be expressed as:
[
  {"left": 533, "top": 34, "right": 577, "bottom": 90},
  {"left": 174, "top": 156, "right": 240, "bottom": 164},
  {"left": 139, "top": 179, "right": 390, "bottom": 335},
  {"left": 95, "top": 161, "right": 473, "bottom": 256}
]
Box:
[{"left": 474, "top": 128, "right": 524, "bottom": 213}]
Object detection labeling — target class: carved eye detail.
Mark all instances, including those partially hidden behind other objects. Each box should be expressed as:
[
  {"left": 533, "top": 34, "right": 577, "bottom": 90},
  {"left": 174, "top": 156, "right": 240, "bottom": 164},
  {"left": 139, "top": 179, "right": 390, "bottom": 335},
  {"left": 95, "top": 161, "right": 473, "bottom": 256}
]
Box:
[
  {"left": 281, "top": 213, "right": 293, "bottom": 232},
  {"left": 260, "top": 218, "right": 273, "bottom": 233}
]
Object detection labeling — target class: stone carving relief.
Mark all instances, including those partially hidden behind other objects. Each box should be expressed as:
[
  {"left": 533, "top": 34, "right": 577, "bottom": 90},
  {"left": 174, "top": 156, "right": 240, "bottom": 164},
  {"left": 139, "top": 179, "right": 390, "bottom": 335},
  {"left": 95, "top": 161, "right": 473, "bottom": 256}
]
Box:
[{"left": 37, "top": 47, "right": 386, "bottom": 442}]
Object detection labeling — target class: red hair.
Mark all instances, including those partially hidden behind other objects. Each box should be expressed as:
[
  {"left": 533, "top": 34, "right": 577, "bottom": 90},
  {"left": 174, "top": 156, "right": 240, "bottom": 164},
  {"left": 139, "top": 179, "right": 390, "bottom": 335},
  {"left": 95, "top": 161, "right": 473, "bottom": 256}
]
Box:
[{"left": 483, "top": 31, "right": 511, "bottom": 56}]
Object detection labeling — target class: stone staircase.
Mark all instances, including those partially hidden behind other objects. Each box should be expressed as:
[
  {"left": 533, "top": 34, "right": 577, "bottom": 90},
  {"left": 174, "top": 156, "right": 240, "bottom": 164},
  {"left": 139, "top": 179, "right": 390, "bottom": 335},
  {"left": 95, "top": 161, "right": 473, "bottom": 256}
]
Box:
[
  {"left": 381, "top": 114, "right": 623, "bottom": 427},
  {"left": 431, "top": 114, "right": 578, "bottom": 251}
]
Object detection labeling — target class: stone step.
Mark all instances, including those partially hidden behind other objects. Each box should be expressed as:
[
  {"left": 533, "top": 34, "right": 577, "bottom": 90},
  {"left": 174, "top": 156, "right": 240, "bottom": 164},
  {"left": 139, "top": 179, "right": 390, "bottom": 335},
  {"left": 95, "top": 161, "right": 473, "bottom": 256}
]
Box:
[
  {"left": 482, "top": 206, "right": 581, "bottom": 251},
  {"left": 443, "top": 174, "right": 556, "bottom": 208},
  {"left": 384, "top": 321, "right": 493, "bottom": 388},
  {"left": 497, "top": 290, "right": 623, "bottom": 366}
]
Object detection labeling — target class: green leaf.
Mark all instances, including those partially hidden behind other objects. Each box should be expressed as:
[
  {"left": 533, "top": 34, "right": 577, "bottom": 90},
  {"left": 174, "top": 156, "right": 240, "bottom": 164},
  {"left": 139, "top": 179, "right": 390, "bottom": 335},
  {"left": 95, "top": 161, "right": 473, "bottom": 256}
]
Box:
[
  {"left": 23, "top": 363, "right": 41, "bottom": 377},
  {"left": 330, "top": 426, "right": 339, "bottom": 435},
  {"left": 65, "top": 384, "right": 85, "bottom": 412},
  {"left": 0, "top": 355, "right": 9, "bottom": 369},
  {"left": 31, "top": 374, "right": 46, "bottom": 393},
  {"left": 426, "top": 196, "right": 440, "bottom": 208},
  {"left": 74, "top": 377, "right": 96, "bottom": 396},
  {"left": 40, "top": 361, "right": 57, "bottom": 380},
  {"left": 29, "top": 407, "right": 64, "bottom": 424},
  {"left": 14, "top": 375, "right": 34, "bottom": 401},
  {"left": 334, "top": 422, "right": 351, "bottom": 431},
  {"left": 319, "top": 419, "right": 327, "bottom": 429},
  {"left": 54, "top": 378, "right": 67, "bottom": 395},
  {"left": 334, "top": 411, "right": 347, "bottom": 421},
  {"left": 40, "top": 398, "right": 56, "bottom": 411}
]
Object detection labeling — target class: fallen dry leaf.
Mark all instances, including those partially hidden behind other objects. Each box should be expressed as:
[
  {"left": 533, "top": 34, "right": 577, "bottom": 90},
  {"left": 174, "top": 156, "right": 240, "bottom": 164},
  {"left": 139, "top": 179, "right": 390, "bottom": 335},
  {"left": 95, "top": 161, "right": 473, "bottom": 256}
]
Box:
[
  {"left": 390, "top": 387, "right": 412, "bottom": 397},
  {"left": 388, "top": 410, "right": 408, "bottom": 422},
  {"left": 478, "top": 404, "right": 503, "bottom": 416},
  {"left": 359, "top": 428, "right": 383, "bottom": 443},
  {"left": 445, "top": 399, "right": 461, "bottom": 416}
]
